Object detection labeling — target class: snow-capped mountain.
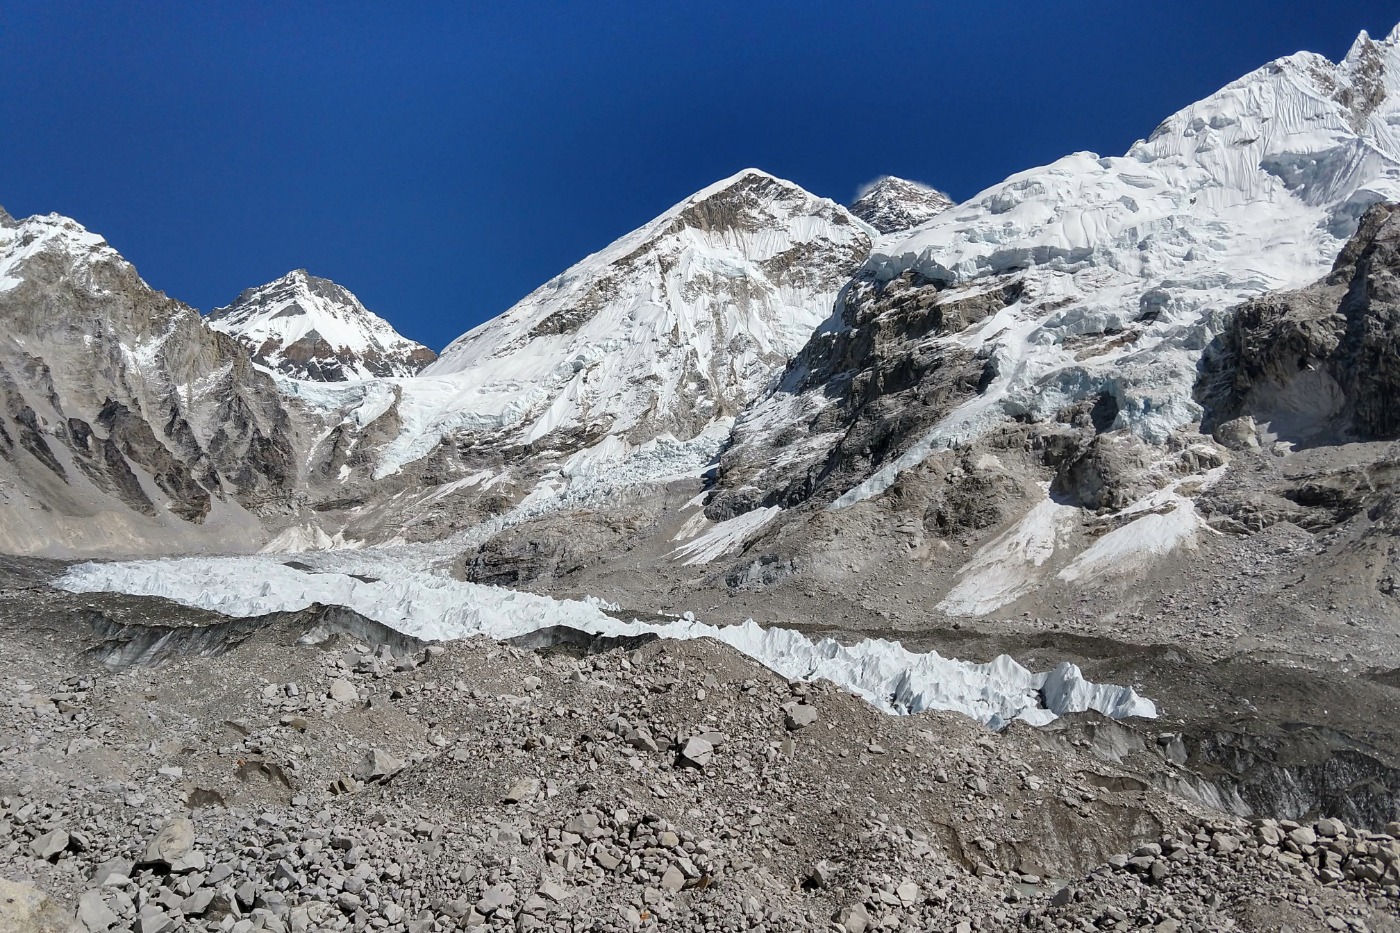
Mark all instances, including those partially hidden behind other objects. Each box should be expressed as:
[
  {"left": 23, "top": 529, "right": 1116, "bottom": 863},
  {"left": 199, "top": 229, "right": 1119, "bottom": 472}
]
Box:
[
  {"left": 713, "top": 25, "right": 1400, "bottom": 520},
  {"left": 849, "top": 176, "right": 955, "bottom": 234},
  {"left": 10, "top": 20, "right": 1400, "bottom": 584},
  {"left": 356, "top": 168, "right": 871, "bottom": 477},
  {"left": 0, "top": 208, "right": 299, "bottom": 556},
  {"left": 208, "top": 270, "right": 436, "bottom": 381}
]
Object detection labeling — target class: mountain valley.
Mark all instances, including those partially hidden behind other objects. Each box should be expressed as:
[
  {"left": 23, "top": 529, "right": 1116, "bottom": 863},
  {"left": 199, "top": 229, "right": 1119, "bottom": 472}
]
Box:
[{"left": 4, "top": 23, "right": 1400, "bottom": 933}]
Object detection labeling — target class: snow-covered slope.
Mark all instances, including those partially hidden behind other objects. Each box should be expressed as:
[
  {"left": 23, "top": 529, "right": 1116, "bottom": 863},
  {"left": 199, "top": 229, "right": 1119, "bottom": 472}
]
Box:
[
  {"left": 364, "top": 169, "right": 871, "bottom": 477},
  {"left": 849, "top": 176, "right": 955, "bottom": 234},
  {"left": 208, "top": 270, "right": 436, "bottom": 381},
  {"left": 716, "top": 26, "right": 1400, "bottom": 518},
  {"left": 851, "top": 28, "right": 1400, "bottom": 479}
]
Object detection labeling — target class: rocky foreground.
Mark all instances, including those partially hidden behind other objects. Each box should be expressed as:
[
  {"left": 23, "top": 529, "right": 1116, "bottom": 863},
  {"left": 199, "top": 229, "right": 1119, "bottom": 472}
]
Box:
[{"left": 0, "top": 568, "right": 1397, "bottom": 933}]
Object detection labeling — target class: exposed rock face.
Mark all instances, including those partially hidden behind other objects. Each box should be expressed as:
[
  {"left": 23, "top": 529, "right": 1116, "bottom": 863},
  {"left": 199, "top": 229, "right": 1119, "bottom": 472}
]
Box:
[
  {"left": 1201, "top": 202, "right": 1400, "bottom": 445},
  {"left": 849, "top": 176, "right": 954, "bottom": 234},
  {"left": 208, "top": 269, "right": 436, "bottom": 381},
  {"left": 708, "top": 270, "right": 1013, "bottom": 518},
  {"left": 0, "top": 211, "right": 300, "bottom": 556}
]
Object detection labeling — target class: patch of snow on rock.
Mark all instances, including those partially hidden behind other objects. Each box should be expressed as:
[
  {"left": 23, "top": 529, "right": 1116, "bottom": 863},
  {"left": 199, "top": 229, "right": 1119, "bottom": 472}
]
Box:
[{"left": 670, "top": 506, "right": 781, "bottom": 566}]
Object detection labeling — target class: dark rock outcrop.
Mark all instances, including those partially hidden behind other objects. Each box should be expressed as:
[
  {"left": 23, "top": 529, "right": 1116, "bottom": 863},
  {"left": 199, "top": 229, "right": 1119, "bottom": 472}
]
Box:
[
  {"left": 1199, "top": 201, "right": 1400, "bottom": 445},
  {"left": 850, "top": 176, "right": 955, "bottom": 234}
]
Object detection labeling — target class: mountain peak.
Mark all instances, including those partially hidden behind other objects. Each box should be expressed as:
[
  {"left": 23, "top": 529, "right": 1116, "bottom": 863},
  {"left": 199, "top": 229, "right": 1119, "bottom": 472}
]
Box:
[
  {"left": 396, "top": 167, "right": 871, "bottom": 476},
  {"left": 850, "top": 176, "right": 955, "bottom": 234},
  {"left": 208, "top": 270, "right": 435, "bottom": 382}
]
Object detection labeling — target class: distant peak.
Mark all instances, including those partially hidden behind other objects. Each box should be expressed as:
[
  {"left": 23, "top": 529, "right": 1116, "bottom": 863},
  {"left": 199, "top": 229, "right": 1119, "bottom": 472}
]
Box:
[
  {"left": 850, "top": 175, "right": 954, "bottom": 234},
  {"left": 207, "top": 268, "right": 434, "bottom": 381},
  {"left": 854, "top": 175, "right": 946, "bottom": 199}
]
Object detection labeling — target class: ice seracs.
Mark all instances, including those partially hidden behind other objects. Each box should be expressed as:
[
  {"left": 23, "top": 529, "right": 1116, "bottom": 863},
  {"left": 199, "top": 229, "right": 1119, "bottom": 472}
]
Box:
[
  {"left": 830, "top": 25, "right": 1400, "bottom": 505},
  {"left": 849, "top": 176, "right": 955, "bottom": 234},
  {"left": 56, "top": 555, "right": 1156, "bottom": 729},
  {"left": 208, "top": 269, "right": 436, "bottom": 381}
]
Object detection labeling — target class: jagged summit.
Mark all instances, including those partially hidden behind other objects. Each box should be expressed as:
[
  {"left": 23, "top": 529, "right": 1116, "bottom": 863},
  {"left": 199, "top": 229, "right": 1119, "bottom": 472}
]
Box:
[
  {"left": 0, "top": 211, "right": 126, "bottom": 295},
  {"left": 208, "top": 269, "right": 435, "bottom": 382},
  {"left": 849, "top": 176, "right": 955, "bottom": 233}
]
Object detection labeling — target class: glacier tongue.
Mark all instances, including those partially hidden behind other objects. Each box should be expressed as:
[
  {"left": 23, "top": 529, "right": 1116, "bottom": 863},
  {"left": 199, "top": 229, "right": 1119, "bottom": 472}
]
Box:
[{"left": 57, "top": 557, "right": 1155, "bottom": 730}]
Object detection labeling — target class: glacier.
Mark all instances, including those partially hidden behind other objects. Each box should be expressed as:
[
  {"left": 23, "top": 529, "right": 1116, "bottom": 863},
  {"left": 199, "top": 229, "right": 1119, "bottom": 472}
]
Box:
[
  {"left": 57, "top": 557, "right": 1155, "bottom": 731},
  {"left": 831, "top": 27, "right": 1400, "bottom": 507}
]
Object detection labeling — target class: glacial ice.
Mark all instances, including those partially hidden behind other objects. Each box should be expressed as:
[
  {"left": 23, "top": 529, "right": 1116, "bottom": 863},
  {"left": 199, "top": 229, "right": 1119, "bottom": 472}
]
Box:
[{"left": 57, "top": 557, "right": 1156, "bottom": 730}]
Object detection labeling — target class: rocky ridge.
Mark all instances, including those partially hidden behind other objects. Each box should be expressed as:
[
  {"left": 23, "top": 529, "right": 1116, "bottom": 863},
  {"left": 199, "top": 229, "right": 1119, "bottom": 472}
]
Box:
[{"left": 0, "top": 211, "right": 303, "bottom": 557}]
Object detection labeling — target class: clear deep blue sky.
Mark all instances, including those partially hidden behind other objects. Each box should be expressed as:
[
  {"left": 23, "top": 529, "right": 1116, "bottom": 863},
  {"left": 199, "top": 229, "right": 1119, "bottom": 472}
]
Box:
[{"left": 3, "top": 3, "right": 1397, "bottom": 351}]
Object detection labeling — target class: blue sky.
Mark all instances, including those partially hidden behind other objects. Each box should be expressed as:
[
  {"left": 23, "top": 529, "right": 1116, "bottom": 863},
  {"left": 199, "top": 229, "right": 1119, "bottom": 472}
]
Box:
[{"left": 3, "top": 3, "right": 1397, "bottom": 351}]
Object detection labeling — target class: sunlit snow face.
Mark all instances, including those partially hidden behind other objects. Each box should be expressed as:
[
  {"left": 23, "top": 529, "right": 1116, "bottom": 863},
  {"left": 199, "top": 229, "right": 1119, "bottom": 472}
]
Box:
[{"left": 829, "top": 33, "right": 1400, "bottom": 507}]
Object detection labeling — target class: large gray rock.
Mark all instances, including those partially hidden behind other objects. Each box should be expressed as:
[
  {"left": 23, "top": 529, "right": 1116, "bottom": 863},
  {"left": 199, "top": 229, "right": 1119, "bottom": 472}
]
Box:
[
  {"left": 680, "top": 736, "right": 714, "bottom": 767},
  {"left": 0, "top": 878, "right": 81, "bottom": 933},
  {"left": 784, "top": 702, "right": 819, "bottom": 730},
  {"left": 76, "top": 890, "right": 118, "bottom": 933},
  {"left": 141, "top": 818, "right": 198, "bottom": 870},
  {"left": 29, "top": 828, "right": 69, "bottom": 860},
  {"left": 352, "top": 748, "right": 403, "bottom": 782},
  {"left": 328, "top": 679, "right": 358, "bottom": 703}
]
